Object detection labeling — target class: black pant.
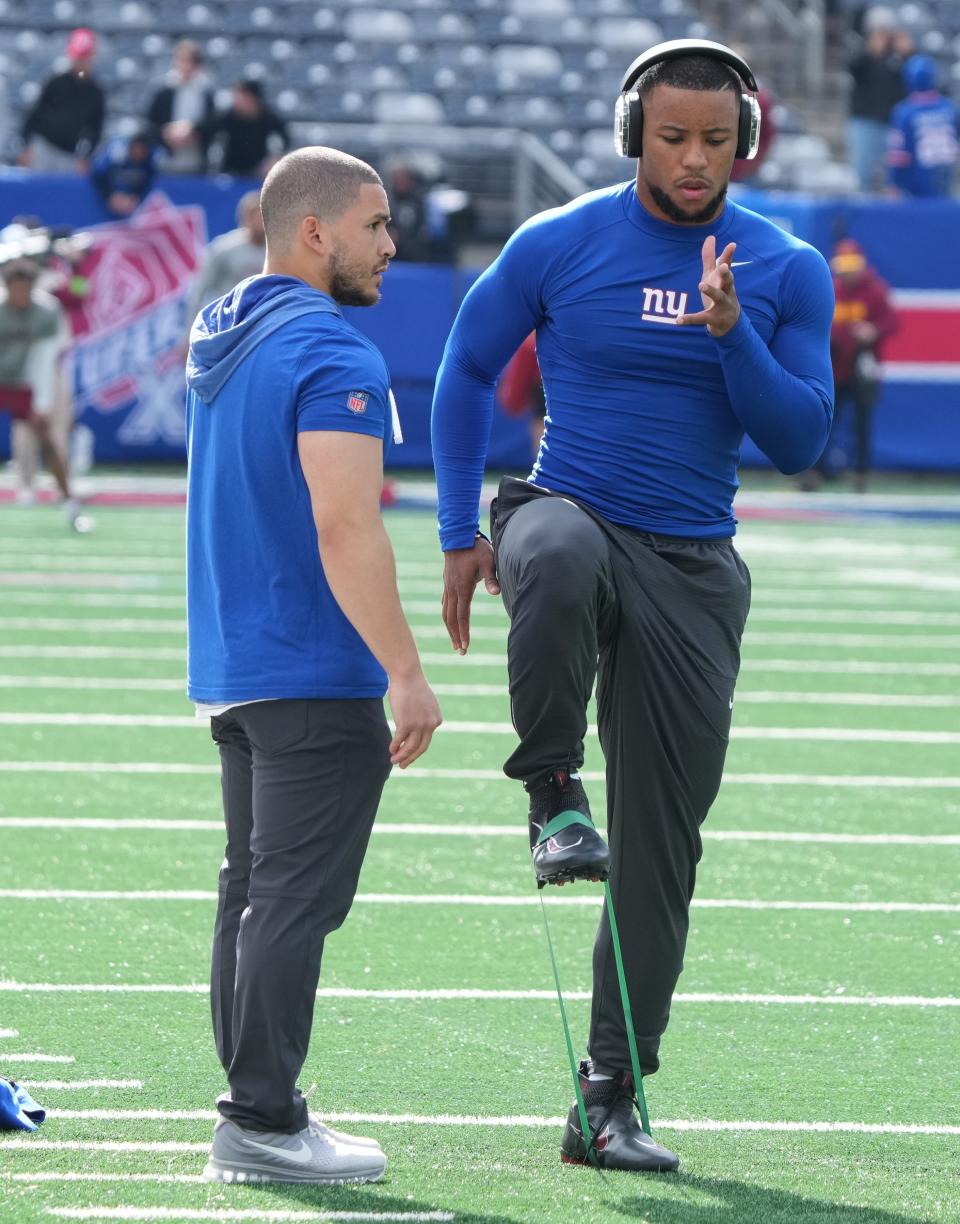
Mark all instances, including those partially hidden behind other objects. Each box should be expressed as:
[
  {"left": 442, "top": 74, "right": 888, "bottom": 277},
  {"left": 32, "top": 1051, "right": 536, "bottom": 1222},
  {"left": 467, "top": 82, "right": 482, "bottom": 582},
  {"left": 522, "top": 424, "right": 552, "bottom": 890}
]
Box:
[
  {"left": 819, "top": 372, "right": 878, "bottom": 475},
  {"left": 209, "top": 698, "right": 391, "bottom": 1133},
  {"left": 492, "top": 478, "right": 751, "bottom": 1077}
]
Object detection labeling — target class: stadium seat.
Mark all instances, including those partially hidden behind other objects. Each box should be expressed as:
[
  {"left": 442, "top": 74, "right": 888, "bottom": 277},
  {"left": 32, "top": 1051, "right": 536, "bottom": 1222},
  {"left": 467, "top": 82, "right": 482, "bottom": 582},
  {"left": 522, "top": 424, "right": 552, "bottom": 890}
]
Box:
[
  {"left": 594, "top": 17, "right": 662, "bottom": 49},
  {"left": 344, "top": 8, "right": 414, "bottom": 41},
  {"left": 508, "top": 0, "right": 573, "bottom": 15},
  {"left": 372, "top": 90, "right": 445, "bottom": 123},
  {"left": 491, "top": 44, "right": 564, "bottom": 79}
]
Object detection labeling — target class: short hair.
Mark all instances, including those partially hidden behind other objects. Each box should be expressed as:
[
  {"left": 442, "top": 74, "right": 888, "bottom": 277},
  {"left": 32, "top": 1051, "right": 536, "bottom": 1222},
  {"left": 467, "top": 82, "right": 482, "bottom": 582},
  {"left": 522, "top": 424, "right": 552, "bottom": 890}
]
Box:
[
  {"left": 260, "top": 147, "right": 383, "bottom": 249},
  {"left": 175, "top": 38, "right": 204, "bottom": 65},
  {"left": 637, "top": 54, "right": 741, "bottom": 99},
  {"left": 2, "top": 258, "right": 39, "bottom": 283},
  {"left": 236, "top": 78, "right": 263, "bottom": 101},
  {"left": 236, "top": 189, "right": 262, "bottom": 226}
]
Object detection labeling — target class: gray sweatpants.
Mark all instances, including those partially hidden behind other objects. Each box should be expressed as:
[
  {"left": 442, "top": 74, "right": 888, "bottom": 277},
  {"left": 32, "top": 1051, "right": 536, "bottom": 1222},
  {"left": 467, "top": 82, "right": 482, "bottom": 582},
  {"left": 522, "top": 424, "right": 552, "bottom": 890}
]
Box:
[
  {"left": 209, "top": 698, "right": 391, "bottom": 1133},
  {"left": 491, "top": 477, "right": 751, "bottom": 1077}
]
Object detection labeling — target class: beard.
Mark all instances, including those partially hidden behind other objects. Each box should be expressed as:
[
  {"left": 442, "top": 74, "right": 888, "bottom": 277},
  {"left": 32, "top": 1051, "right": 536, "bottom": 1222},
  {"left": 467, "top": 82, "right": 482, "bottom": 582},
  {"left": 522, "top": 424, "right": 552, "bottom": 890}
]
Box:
[
  {"left": 328, "top": 243, "right": 380, "bottom": 307},
  {"left": 648, "top": 181, "right": 727, "bottom": 225}
]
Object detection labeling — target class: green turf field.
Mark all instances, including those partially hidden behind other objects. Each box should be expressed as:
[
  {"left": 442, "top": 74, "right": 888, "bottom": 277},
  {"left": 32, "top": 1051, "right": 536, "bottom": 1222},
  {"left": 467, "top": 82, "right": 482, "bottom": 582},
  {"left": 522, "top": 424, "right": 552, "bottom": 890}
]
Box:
[{"left": 0, "top": 500, "right": 958, "bottom": 1224}]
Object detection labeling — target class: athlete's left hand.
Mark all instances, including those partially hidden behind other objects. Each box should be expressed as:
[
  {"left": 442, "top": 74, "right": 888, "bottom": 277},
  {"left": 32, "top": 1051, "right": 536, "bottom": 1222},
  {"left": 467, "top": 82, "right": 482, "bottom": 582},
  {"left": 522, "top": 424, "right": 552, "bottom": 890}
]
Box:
[{"left": 677, "top": 236, "right": 741, "bottom": 337}]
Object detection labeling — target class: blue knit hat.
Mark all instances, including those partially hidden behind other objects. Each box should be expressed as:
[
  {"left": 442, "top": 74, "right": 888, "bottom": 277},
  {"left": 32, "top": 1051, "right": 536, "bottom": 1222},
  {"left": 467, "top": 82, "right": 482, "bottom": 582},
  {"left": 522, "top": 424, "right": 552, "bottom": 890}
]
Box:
[
  {"left": 0, "top": 1077, "right": 46, "bottom": 1131},
  {"left": 904, "top": 54, "right": 939, "bottom": 93}
]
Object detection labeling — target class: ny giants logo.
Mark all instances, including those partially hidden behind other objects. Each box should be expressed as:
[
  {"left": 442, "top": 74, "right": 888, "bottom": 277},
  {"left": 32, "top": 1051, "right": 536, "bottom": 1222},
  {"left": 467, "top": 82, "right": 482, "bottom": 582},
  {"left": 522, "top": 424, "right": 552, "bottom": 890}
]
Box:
[{"left": 641, "top": 287, "right": 688, "bottom": 326}]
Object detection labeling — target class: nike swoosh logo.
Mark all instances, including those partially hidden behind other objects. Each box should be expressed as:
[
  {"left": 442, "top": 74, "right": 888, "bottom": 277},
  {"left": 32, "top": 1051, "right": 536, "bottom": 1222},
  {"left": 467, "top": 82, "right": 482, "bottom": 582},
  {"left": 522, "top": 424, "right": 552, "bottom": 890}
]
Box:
[
  {"left": 548, "top": 835, "right": 583, "bottom": 853},
  {"left": 245, "top": 1137, "right": 314, "bottom": 1165},
  {"left": 730, "top": 261, "right": 753, "bottom": 267},
  {"left": 729, "top": 698, "right": 735, "bottom": 709}
]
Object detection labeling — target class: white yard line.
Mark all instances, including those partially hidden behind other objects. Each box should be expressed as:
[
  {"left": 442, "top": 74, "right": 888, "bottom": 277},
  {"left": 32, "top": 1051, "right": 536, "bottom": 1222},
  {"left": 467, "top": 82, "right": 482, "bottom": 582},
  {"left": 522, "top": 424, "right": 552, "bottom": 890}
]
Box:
[
  {"left": 0, "top": 981, "right": 956, "bottom": 1008},
  {"left": 735, "top": 536, "right": 957, "bottom": 560},
  {"left": 731, "top": 691, "right": 960, "bottom": 707},
  {"left": 2, "top": 817, "right": 959, "bottom": 847},
  {"left": 417, "top": 625, "right": 960, "bottom": 648},
  {"left": 0, "top": 593, "right": 185, "bottom": 610},
  {"left": 742, "top": 631, "right": 960, "bottom": 648},
  {"left": 0, "top": 575, "right": 169, "bottom": 590},
  {"left": 405, "top": 604, "right": 960, "bottom": 627},
  {"left": 4, "top": 1174, "right": 203, "bottom": 1183},
  {"left": 0, "top": 1029, "right": 18, "bottom": 1037},
  {"left": 0, "top": 618, "right": 184, "bottom": 634},
  {"left": 0, "top": 557, "right": 183, "bottom": 572},
  {"left": 22, "top": 1109, "right": 960, "bottom": 1138},
  {"left": 0, "top": 1140, "right": 209, "bottom": 1152},
  {"left": 0, "top": 675, "right": 184, "bottom": 692},
  {"left": 398, "top": 574, "right": 960, "bottom": 599},
  {"left": 47, "top": 1211, "right": 455, "bottom": 1223},
  {"left": 743, "top": 609, "right": 960, "bottom": 627},
  {"left": 19, "top": 1080, "right": 143, "bottom": 1090},
  {"left": 2, "top": 644, "right": 959, "bottom": 675},
  {"left": 10, "top": 617, "right": 959, "bottom": 648},
  {"left": 741, "top": 660, "right": 960, "bottom": 676},
  {"left": 2, "top": 676, "right": 959, "bottom": 707},
  {"left": 0, "top": 889, "right": 956, "bottom": 912},
  {"left": 0, "top": 762, "right": 958, "bottom": 787},
  {"left": 0, "top": 1053, "right": 74, "bottom": 1063},
  {"left": 2, "top": 713, "right": 959, "bottom": 745},
  {"left": 0, "top": 646, "right": 184, "bottom": 661},
  {"left": 0, "top": 762, "right": 217, "bottom": 774},
  {"left": 0, "top": 983, "right": 956, "bottom": 1007}
]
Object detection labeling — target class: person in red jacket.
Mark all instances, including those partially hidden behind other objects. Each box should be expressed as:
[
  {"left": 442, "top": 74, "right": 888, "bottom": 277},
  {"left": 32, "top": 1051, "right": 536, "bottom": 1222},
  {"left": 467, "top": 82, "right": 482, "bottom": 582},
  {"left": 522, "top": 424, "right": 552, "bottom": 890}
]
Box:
[
  {"left": 497, "top": 332, "right": 546, "bottom": 460},
  {"left": 802, "top": 238, "right": 898, "bottom": 491}
]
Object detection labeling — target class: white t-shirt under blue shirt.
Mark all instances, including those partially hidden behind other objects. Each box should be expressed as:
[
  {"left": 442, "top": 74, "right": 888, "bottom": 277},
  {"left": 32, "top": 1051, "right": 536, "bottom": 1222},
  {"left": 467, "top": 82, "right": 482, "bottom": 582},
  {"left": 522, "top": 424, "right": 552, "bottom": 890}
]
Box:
[{"left": 185, "top": 274, "right": 394, "bottom": 705}]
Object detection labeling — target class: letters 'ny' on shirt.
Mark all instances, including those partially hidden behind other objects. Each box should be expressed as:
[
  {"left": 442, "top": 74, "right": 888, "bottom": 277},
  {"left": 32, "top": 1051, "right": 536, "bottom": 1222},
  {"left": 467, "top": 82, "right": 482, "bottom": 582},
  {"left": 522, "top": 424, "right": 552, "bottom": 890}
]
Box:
[
  {"left": 185, "top": 274, "right": 392, "bottom": 704},
  {"left": 431, "top": 182, "right": 835, "bottom": 548}
]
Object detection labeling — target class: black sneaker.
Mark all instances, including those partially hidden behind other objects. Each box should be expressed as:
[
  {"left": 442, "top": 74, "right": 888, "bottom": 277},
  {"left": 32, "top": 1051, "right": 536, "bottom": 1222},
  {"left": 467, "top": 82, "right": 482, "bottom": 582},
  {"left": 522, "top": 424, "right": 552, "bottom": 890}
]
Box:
[
  {"left": 528, "top": 769, "right": 610, "bottom": 887},
  {"left": 560, "top": 1062, "right": 679, "bottom": 1173}
]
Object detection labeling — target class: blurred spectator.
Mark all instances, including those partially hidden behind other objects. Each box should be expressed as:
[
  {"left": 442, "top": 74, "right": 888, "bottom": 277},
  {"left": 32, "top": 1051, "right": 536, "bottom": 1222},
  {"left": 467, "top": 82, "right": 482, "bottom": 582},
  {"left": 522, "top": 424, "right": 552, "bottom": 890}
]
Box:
[
  {"left": 846, "top": 7, "right": 911, "bottom": 191},
  {"left": 385, "top": 159, "right": 433, "bottom": 261},
  {"left": 1, "top": 217, "right": 94, "bottom": 480},
  {"left": 19, "top": 28, "right": 105, "bottom": 173},
  {"left": 145, "top": 40, "right": 215, "bottom": 175},
  {"left": 729, "top": 85, "right": 777, "bottom": 184},
  {"left": 45, "top": 236, "right": 97, "bottom": 475},
  {"left": 385, "top": 158, "right": 473, "bottom": 262},
  {"left": 0, "top": 260, "right": 88, "bottom": 529},
  {"left": 498, "top": 333, "right": 546, "bottom": 460},
  {"left": 187, "top": 190, "right": 265, "bottom": 321},
  {"left": 198, "top": 80, "right": 289, "bottom": 178},
  {"left": 91, "top": 129, "right": 159, "bottom": 217},
  {"left": 802, "top": 239, "right": 898, "bottom": 492},
  {"left": 886, "top": 55, "right": 959, "bottom": 198}
]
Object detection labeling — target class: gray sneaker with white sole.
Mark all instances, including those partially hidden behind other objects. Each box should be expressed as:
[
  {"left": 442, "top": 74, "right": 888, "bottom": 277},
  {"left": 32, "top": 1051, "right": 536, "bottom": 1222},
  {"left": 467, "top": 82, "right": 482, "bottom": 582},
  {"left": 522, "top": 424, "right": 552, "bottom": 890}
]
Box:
[{"left": 203, "top": 1115, "right": 387, "bottom": 1184}]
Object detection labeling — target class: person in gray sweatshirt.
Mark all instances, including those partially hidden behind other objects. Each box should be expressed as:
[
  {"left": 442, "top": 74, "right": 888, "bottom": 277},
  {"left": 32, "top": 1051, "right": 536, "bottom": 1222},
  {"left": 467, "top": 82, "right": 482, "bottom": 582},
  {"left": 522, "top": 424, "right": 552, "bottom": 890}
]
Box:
[{"left": 188, "top": 192, "right": 266, "bottom": 325}]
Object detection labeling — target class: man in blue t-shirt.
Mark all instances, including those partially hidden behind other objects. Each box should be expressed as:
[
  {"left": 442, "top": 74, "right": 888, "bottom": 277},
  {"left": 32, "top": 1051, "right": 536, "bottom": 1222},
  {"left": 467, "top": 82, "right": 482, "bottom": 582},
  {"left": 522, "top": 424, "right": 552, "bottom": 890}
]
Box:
[
  {"left": 432, "top": 42, "right": 834, "bottom": 1173},
  {"left": 186, "top": 146, "right": 441, "bottom": 1185}
]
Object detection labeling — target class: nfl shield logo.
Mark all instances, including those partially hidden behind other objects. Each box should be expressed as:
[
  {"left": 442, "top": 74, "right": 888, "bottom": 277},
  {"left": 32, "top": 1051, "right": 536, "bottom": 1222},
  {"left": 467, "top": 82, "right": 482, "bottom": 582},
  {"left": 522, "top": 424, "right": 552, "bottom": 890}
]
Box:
[{"left": 347, "top": 390, "right": 369, "bottom": 414}]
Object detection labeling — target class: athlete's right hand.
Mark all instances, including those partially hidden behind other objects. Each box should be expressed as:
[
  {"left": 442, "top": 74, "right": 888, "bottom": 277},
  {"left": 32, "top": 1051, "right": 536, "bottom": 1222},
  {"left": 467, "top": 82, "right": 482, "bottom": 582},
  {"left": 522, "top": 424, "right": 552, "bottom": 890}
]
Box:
[
  {"left": 442, "top": 537, "right": 501, "bottom": 655},
  {"left": 387, "top": 670, "right": 442, "bottom": 768}
]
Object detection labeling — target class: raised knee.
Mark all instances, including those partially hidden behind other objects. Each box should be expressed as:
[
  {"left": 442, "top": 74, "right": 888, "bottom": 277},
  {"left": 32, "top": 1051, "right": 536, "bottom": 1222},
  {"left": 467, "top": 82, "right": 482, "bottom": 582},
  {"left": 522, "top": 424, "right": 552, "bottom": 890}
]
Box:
[{"left": 519, "top": 526, "right": 607, "bottom": 598}]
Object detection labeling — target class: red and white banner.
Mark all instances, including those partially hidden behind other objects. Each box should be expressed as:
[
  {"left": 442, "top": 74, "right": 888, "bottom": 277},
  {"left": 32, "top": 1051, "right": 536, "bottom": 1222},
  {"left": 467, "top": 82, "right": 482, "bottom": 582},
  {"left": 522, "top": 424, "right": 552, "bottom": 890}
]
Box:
[
  {"left": 882, "top": 290, "right": 960, "bottom": 382},
  {"left": 71, "top": 193, "right": 205, "bottom": 456}
]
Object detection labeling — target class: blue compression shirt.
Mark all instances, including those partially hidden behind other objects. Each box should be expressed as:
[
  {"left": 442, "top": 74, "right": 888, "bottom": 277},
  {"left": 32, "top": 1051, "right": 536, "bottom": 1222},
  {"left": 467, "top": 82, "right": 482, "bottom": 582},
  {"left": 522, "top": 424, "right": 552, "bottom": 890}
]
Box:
[{"left": 431, "top": 182, "right": 835, "bottom": 548}]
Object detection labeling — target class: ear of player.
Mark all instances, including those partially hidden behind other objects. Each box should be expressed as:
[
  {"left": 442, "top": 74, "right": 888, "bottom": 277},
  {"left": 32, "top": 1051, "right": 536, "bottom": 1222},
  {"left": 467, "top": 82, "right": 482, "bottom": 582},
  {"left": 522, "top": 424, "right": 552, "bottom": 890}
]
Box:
[{"left": 614, "top": 37, "right": 762, "bottom": 161}]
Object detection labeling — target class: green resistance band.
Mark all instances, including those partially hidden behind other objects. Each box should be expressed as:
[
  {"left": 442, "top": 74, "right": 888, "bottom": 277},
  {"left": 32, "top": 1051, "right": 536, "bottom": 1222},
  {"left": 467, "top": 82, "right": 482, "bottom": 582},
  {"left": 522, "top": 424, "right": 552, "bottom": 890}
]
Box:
[
  {"left": 538, "top": 890, "right": 596, "bottom": 1166},
  {"left": 536, "top": 811, "right": 652, "bottom": 1153},
  {"left": 603, "top": 877, "right": 651, "bottom": 1135}
]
